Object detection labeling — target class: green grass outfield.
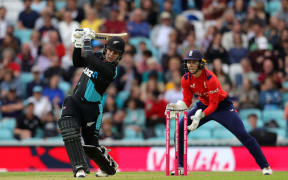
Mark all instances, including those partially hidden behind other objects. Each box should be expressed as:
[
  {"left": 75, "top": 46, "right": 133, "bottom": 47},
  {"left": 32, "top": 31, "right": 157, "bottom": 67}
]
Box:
[{"left": 0, "top": 172, "right": 288, "bottom": 180}]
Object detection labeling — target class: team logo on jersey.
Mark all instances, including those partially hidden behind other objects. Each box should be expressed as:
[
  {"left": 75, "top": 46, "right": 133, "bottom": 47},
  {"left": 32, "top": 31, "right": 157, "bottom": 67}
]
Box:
[
  {"left": 195, "top": 88, "right": 218, "bottom": 97},
  {"left": 83, "top": 67, "right": 98, "bottom": 79},
  {"left": 208, "top": 88, "right": 219, "bottom": 94},
  {"left": 190, "top": 84, "right": 195, "bottom": 88},
  {"left": 195, "top": 91, "right": 208, "bottom": 97},
  {"left": 189, "top": 50, "right": 193, "bottom": 56},
  {"left": 87, "top": 122, "right": 95, "bottom": 127}
]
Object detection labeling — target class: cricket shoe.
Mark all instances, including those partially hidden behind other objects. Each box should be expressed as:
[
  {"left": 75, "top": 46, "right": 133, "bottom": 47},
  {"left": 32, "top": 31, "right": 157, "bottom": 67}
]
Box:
[
  {"left": 171, "top": 167, "right": 184, "bottom": 176},
  {"left": 95, "top": 170, "right": 110, "bottom": 177},
  {"left": 75, "top": 169, "right": 86, "bottom": 178},
  {"left": 95, "top": 163, "right": 118, "bottom": 178},
  {"left": 262, "top": 166, "right": 272, "bottom": 175}
]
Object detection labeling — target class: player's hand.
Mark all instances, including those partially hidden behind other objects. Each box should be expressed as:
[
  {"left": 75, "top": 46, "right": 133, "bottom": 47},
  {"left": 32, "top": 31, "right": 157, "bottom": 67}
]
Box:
[
  {"left": 72, "top": 28, "right": 84, "bottom": 48},
  {"left": 83, "top": 28, "right": 96, "bottom": 40},
  {"left": 188, "top": 109, "right": 204, "bottom": 131}
]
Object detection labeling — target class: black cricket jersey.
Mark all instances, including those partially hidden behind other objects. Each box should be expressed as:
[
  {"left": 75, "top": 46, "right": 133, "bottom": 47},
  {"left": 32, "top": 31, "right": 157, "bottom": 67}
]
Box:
[{"left": 72, "top": 48, "right": 117, "bottom": 103}]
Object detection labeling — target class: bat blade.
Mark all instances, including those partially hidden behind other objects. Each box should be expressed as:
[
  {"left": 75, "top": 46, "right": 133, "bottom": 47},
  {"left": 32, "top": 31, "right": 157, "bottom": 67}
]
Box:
[{"left": 93, "top": 33, "right": 128, "bottom": 40}]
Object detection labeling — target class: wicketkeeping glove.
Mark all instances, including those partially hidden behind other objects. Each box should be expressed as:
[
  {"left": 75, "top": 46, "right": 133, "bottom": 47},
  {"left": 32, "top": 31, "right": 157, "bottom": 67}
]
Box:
[
  {"left": 188, "top": 109, "right": 204, "bottom": 131},
  {"left": 71, "top": 28, "right": 84, "bottom": 48}
]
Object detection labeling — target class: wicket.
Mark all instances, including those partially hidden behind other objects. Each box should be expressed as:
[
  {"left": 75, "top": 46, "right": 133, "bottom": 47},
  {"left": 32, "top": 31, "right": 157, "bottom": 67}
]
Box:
[{"left": 166, "top": 110, "right": 188, "bottom": 176}]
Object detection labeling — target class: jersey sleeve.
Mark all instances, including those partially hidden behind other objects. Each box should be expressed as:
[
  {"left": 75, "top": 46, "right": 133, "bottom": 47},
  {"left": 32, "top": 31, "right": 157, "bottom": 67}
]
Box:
[
  {"left": 203, "top": 76, "right": 220, "bottom": 116},
  {"left": 181, "top": 76, "right": 193, "bottom": 108},
  {"left": 72, "top": 48, "right": 86, "bottom": 67}
]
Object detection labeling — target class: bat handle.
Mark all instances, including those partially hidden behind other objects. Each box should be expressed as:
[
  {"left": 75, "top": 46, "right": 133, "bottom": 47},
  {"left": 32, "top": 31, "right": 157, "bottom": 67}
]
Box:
[{"left": 83, "top": 39, "right": 93, "bottom": 57}]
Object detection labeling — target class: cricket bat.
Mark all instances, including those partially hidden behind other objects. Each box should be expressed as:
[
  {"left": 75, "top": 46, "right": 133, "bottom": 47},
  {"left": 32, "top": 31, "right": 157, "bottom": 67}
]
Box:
[{"left": 73, "top": 28, "right": 128, "bottom": 40}]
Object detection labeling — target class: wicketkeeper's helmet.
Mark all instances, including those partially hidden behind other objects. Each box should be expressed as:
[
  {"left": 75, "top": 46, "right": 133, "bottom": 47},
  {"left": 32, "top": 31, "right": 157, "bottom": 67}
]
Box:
[{"left": 183, "top": 49, "right": 206, "bottom": 73}]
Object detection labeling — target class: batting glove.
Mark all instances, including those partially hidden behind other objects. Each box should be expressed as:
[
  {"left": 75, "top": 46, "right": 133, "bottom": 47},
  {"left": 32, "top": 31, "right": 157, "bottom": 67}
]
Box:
[
  {"left": 71, "top": 28, "right": 84, "bottom": 48},
  {"left": 83, "top": 28, "right": 96, "bottom": 40},
  {"left": 188, "top": 109, "right": 204, "bottom": 131}
]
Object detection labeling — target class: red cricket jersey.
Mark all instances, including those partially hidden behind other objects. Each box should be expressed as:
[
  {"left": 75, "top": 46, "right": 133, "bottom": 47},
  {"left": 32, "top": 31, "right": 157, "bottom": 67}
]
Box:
[{"left": 181, "top": 69, "right": 228, "bottom": 116}]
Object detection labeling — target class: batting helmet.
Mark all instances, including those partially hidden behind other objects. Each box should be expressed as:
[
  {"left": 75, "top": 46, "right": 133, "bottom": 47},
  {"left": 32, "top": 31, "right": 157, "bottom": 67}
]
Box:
[
  {"left": 183, "top": 49, "right": 206, "bottom": 73},
  {"left": 103, "top": 36, "right": 125, "bottom": 64},
  {"left": 106, "top": 36, "right": 125, "bottom": 54}
]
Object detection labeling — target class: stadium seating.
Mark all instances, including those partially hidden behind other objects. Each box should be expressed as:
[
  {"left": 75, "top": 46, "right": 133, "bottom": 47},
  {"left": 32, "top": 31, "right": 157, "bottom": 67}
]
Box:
[
  {"left": 123, "top": 128, "right": 143, "bottom": 140},
  {"left": 0, "top": 118, "right": 16, "bottom": 130},
  {"left": 260, "top": 110, "right": 287, "bottom": 138},
  {"left": 58, "top": 80, "right": 71, "bottom": 95},
  {"left": 282, "top": 92, "right": 288, "bottom": 106},
  {"left": 22, "top": 137, "right": 43, "bottom": 143},
  {"left": 262, "top": 109, "right": 286, "bottom": 128},
  {"left": 265, "top": 0, "right": 282, "bottom": 16},
  {"left": 129, "top": 37, "right": 159, "bottom": 60},
  {"left": 154, "top": 124, "right": 166, "bottom": 139},
  {"left": 267, "top": 128, "right": 286, "bottom": 138},
  {"left": 282, "top": 81, "right": 288, "bottom": 88},
  {"left": 0, "top": 129, "right": 14, "bottom": 140},
  {"left": 116, "top": 90, "right": 130, "bottom": 108},
  {"left": 188, "top": 129, "right": 211, "bottom": 139},
  {"left": 20, "top": 72, "right": 34, "bottom": 85},
  {"left": 35, "top": 128, "right": 44, "bottom": 138},
  {"left": 55, "top": 1, "right": 66, "bottom": 11},
  {"left": 199, "top": 120, "right": 217, "bottom": 130},
  {"left": 14, "top": 29, "right": 32, "bottom": 44},
  {"left": 45, "top": 136, "right": 62, "bottom": 142},
  {"left": 262, "top": 109, "right": 284, "bottom": 123},
  {"left": 239, "top": 109, "right": 262, "bottom": 121},
  {"left": 212, "top": 128, "right": 235, "bottom": 139},
  {"left": 281, "top": 82, "right": 288, "bottom": 106},
  {"left": 0, "top": 118, "right": 16, "bottom": 140},
  {"left": 19, "top": 72, "right": 34, "bottom": 97},
  {"left": 168, "top": 120, "right": 174, "bottom": 140},
  {"left": 242, "top": 120, "right": 251, "bottom": 132}
]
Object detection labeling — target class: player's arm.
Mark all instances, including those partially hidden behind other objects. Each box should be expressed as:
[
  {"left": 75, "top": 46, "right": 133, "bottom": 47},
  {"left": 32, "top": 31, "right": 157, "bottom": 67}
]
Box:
[
  {"left": 71, "top": 28, "right": 87, "bottom": 67},
  {"left": 72, "top": 48, "right": 87, "bottom": 67},
  {"left": 188, "top": 76, "right": 220, "bottom": 131},
  {"left": 203, "top": 77, "right": 220, "bottom": 117},
  {"left": 72, "top": 28, "right": 96, "bottom": 67}
]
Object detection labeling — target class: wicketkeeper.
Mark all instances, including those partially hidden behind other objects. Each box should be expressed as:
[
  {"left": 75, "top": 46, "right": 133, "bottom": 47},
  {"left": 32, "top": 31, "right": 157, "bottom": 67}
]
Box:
[
  {"left": 165, "top": 49, "right": 272, "bottom": 175},
  {"left": 58, "top": 28, "right": 125, "bottom": 178}
]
